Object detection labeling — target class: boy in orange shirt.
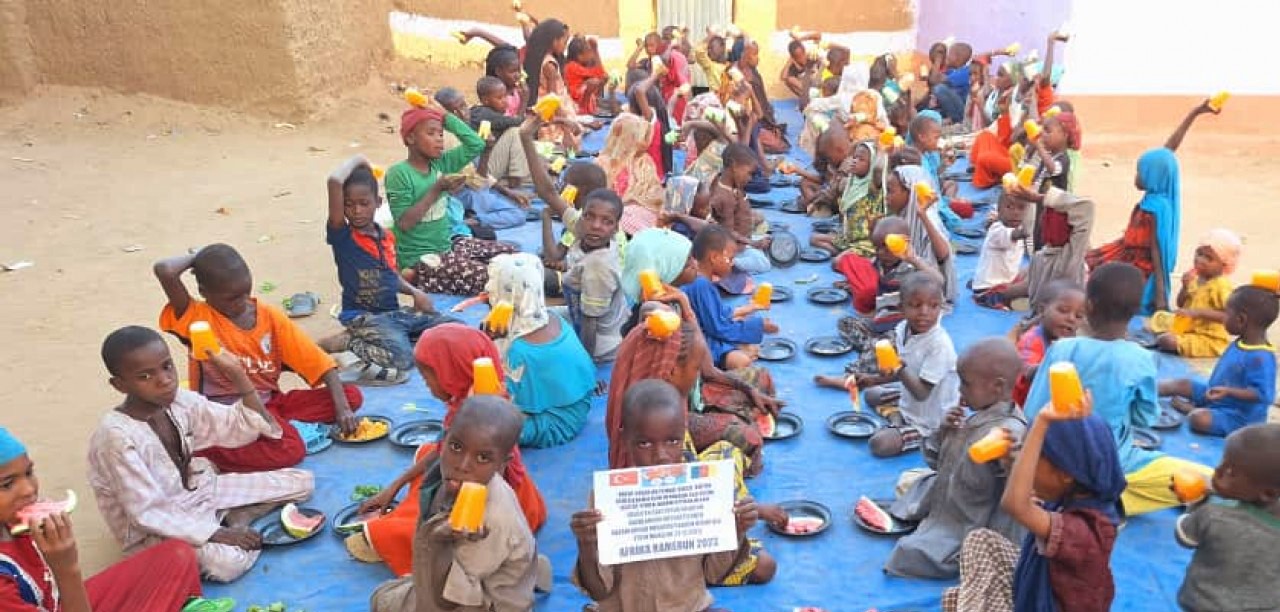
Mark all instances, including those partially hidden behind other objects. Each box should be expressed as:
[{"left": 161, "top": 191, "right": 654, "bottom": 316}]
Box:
[{"left": 154, "top": 243, "right": 362, "bottom": 473}]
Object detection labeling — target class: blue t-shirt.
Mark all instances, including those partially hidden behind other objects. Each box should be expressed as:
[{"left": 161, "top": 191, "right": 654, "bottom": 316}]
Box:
[
  {"left": 680, "top": 276, "right": 765, "bottom": 363},
  {"left": 506, "top": 312, "right": 596, "bottom": 415},
  {"left": 327, "top": 224, "right": 401, "bottom": 323},
  {"left": 1024, "top": 337, "right": 1161, "bottom": 473},
  {"left": 1200, "top": 341, "right": 1276, "bottom": 429},
  {"left": 944, "top": 64, "right": 971, "bottom": 98}
]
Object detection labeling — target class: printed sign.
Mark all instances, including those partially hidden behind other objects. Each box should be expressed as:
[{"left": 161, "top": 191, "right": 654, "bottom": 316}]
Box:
[{"left": 593, "top": 459, "right": 736, "bottom": 566}]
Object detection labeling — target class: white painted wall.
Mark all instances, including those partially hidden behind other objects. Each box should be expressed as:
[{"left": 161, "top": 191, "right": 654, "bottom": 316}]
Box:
[{"left": 1057, "top": 0, "right": 1276, "bottom": 95}]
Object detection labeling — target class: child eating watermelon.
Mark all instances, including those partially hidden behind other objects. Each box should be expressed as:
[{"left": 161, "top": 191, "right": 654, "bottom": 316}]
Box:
[{"left": 0, "top": 426, "right": 225, "bottom": 611}]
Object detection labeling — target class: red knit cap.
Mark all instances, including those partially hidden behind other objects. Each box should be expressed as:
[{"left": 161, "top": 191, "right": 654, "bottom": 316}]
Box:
[{"left": 400, "top": 106, "right": 445, "bottom": 140}]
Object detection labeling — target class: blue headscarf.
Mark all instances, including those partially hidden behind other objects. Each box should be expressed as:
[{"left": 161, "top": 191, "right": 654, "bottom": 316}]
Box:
[
  {"left": 0, "top": 427, "right": 25, "bottom": 464},
  {"left": 1012, "top": 414, "right": 1127, "bottom": 612},
  {"left": 1136, "top": 148, "right": 1181, "bottom": 315}
]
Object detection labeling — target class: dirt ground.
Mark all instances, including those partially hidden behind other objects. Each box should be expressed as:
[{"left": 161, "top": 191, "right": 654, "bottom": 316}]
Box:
[{"left": 1, "top": 81, "right": 1276, "bottom": 572}]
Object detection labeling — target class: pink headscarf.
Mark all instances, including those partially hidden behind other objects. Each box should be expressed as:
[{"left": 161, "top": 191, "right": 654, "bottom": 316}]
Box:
[
  {"left": 400, "top": 106, "right": 445, "bottom": 139},
  {"left": 1201, "top": 228, "right": 1242, "bottom": 275}
]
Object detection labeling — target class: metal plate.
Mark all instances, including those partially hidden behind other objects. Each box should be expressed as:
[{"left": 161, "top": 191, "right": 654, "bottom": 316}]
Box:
[
  {"left": 758, "top": 338, "right": 797, "bottom": 362},
  {"left": 780, "top": 199, "right": 807, "bottom": 214},
  {"left": 767, "top": 231, "right": 800, "bottom": 268},
  {"left": 748, "top": 197, "right": 773, "bottom": 209},
  {"left": 766, "top": 499, "right": 832, "bottom": 537},
  {"left": 389, "top": 420, "right": 445, "bottom": 449},
  {"left": 764, "top": 412, "right": 803, "bottom": 441},
  {"left": 525, "top": 207, "right": 542, "bottom": 222},
  {"left": 799, "top": 248, "right": 833, "bottom": 263},
  {"left": 811, "top": 219, "right": 839, "bottom": 234},
  {"left": 806, "top": 286, "right": 850, "bottom": 306},
  {"left": 251, "top": 507, "right": 326, "bottom": 546},
  {"left": 1133, "top": 426, "right": 1163, "bottom": 450},
  {"left": 770, "top": 286, "right": 793, "bottom": 303},
  {"left": 826, "top": 411, "right": 883, "bottom": 439},
  {"left": 331, "top": 416, "right": 392, "bottom": 444},
  {"left": 852, "top": 498, "right": 918, "bottom": 536},
  {"left": 806, "top": 335, "right": 854, "bottom": 356},
  {"left": 332, "top": 501, "right": 397, "bottom": 537}
]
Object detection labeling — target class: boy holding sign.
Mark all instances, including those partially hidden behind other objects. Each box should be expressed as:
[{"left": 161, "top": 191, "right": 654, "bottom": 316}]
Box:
[{"left": 571, "top": 380, "right": 776, "bottom": 611}]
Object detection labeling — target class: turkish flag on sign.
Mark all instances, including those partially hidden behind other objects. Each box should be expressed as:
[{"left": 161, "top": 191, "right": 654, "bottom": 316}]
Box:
[{"left": 608, "top": 470, "right": 639, "bottom": 487}]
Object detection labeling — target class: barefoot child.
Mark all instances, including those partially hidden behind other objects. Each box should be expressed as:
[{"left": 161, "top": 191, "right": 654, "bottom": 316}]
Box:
[
  {"left": 573, "top": 380, "right": 777, "bottom": 611},
  {"left": 886, "top": 338, "right": 1028, "bottom": 579},
  {"left": 320, "top": 155, "right": 454, "bottom": 384},
  {"left": 559, "top": 189, "right": 629, "bottom": 362},
  {"left": 972, "top": 193, "right": 1029, "bottom": 308},
  {"left": 1023, "top": 263, "right": 1212, "bottom": 515},
  {"left": 1012, "top": 281, "right": 1086, "bottom": 407},
  {"left": 1175, "top": 423, "right": 1280, "bottom": 612},
  {"left": 888, "top": 164, "right": 957, "bottom": 303},
  {"left": 87, "top": 326, "right": 314, "bottom": 583},
  {"left": 0, "top": 427, "right": 211, "bottom": 610},
  {"left": 1159, "top": 285, "right": 1278, "bottom": 436},
  {"left": 1154, "top": 229, "right": 1241, "bottom": 357},
  {"left": 960, "top": 403, "right": 1126, "bottom": 611},
  {"left": 682, "top": 225, "right": 779, "bottom": 369},
  {"left": 854, "top": 272, "right": 960, "bottom": 458},
  {"left": 811, "top": 140, "right": 878, "bottom": 257},
  {"left": 155, "top": 244, "right": 361, "bottom": 471},
  {"left": 709, "top": 143, "right": 771, "bottom": 274},
  {"left": 370, "top": 396, "right": 539, "bottom": 612}
]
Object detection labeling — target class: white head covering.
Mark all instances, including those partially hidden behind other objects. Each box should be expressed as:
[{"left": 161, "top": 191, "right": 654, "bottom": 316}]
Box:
[{"left": 484, "top": 253, "right": 550, "bottom": 357}]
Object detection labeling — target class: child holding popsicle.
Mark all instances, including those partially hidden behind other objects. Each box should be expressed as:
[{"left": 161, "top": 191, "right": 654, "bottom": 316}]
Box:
[
  {"left": 1012, "top": 280, "right": 1086, "bottom": 407},
  {"left": 1022, "top": 262, "right": 1213, "bottom": 515},
  {"left": 369, "top": 396, "right": 541, "bottom": 612},
  {"left": 811, "top": 140, "right": 879, "bottom": 259},
  {"left": 681, "top": 225, "right": 778, "bottom": 369},
  {"left": 971, "top": 192, "right": 1029, "bottom": 309},
  {"left": 886, "top": 164, "right": 958, "bottom": 303},
  {"left": 885, "top": 338, "right": 1028, "bottom": 579},
  {"left": 942, "top": 396, "right": 1125, "bottom": 612},
  {"left": 154, "top": 244, "right": 362, "bottom": 471},
  {"left": 1173, "top": 423, "right": 1280, "bottom": 612},
  {"left": 563, "top": 35, "right": 612, "bottom": 116},
  {"left": 1152, "top": 229, "right": 1241, "bottom": 358},
  {"left": 1159, "top": 284, "right": 1277, "bottom": 436},
  {"left": 850, "top": 272, "right": 960, "bottom": 458},
  {"left": 573, "top": 380, "right": 778, "bottom": 611}
]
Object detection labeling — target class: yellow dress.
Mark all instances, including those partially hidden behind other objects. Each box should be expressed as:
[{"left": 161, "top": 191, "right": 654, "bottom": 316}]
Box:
[{"left": 1175, "top": 276, "right": 1233, "bottom": 357}]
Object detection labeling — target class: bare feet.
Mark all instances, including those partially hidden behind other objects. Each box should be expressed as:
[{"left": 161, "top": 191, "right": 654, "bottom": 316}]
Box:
[
  {"left": 1170, "top": 397, "right": 1197, "bottom": 415},
  {"left": 318, "top": 331, "right": 351, "bottom": 354},
  {"left": 814, "top": 374, "right": 847, "bottom": 389}
]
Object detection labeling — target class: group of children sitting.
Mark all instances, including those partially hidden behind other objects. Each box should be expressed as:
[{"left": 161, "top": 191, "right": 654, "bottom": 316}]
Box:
[{"left": 2, "top": 7, "right": 1278, "bottom": 612}]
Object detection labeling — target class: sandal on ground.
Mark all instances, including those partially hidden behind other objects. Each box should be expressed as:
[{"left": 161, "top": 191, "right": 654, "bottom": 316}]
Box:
[
  {"left": 339, "top": 361, "right": 410, "bottom": 387},
  {"left": 284, "top": 292, "right": 319, "bottom": 318},
  {"left": 181, "top": 598, "right": 236, "bottom": 612},
  {"left": 292, "top": 420, "right": 334, "bottom": 455}
]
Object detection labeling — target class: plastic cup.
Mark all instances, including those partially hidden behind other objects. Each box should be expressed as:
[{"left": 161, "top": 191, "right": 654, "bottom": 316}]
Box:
[
  {"left": 875, "top": 340, "right": 900, "bottom": 373},
  {"left": 448, "top": 482, "right": 488, "bottom": 532},
  {"left": 189, "top": 321, "right": 221, "bottom": 360},
  {"left": 753, "top": 283, "right": 773, "bottom": 309},
  {"left": 968, "top": 429, "right": 1012, "bottom": 463},
  {"left": 472, "top": 357, "right": 503, "bottom": 395},
  {"left": 1048, "top": 362, "right": 1086, "bottom": 416}
]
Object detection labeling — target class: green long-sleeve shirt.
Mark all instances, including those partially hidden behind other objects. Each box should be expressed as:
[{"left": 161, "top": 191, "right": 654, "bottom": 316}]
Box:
[{"left": 386, "top": 113, "right": 485, "bottom": 265}]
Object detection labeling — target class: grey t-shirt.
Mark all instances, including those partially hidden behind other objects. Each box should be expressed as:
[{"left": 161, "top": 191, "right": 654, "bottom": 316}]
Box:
[
  {"left": 895, "top": 321, "right": 960, "bottom": 436},
  {"left": 565, "top": 242, "right": 626, "bottom": 362},
  {"left": 1176, "top": 500, "right": 1280, "bottom": 612}
]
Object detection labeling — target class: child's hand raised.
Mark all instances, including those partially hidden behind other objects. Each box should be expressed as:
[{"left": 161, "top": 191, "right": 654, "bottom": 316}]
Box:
[
  {"left": 570, "top": 509, "right": 604, "bottom": 546},
  {"left": 519, "top": 114, "right": 543, "bottom": 137}
]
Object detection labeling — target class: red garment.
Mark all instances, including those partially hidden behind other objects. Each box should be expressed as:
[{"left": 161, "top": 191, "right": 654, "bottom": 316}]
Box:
[
  {"left": 196, "top": 385, "right": 364, "bottom": 473},
  {"left": 1013, "top": 325, "right": 1049, "bottom": 407},
  {"left": 606, "top": 323, "right": 686, "bottom": 468},
  {"left": 565, "top": 60, "right": 606, "bottom": 115},
  {"left": 1085, "top": 206, "right": 1155, "bottom": 276},
  {"left": 412, "top": 324, "right": 547, "bottom": 531},
  {"left": 646, "top": 116, "right": 666, "bottom": 176},
  {"left": 365, "top": 442, "right": 434, "bottom": 576},
  {"left": 1045, "top": 508, "right": 1119, "bottom": 612},
  {"left": 1, "top": 537, "right": 201, "bottom": 612},
  {"left": 1039, "top": 209, "right": 1072, "bottom": 247},
  {"left": 350, "top": 225, "right": 398, "bottom": 270},
  {"left": 969, "top": 125, "right": 1014, "bottom": 189},
  {"left": 401, "top": 107, "right": 445, "bottom": 139},
  {"left": 835, "top": 253, "right": 879, "bottom": 314},
  {"left": 1035, "top": 81, "right": 1055, "bottom": 116},
  {"left": 659, "top": 50, "right": 691, "bottom": 129}
]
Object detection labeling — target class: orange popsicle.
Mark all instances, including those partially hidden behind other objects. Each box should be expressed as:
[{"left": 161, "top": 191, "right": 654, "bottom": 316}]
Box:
[
  {"left": 638, "top": 269, "right": 663, "bottom": 300},
  {"left": 483, "top": 301, "right": 514, "bottom": 334},
  {"left": 533, "top": 94, "right": 560, "bottom": 121},
  {"left": 914, "top": 181, "right": 936, "bottom": 204},
  {"left": 404, "top": 88, "right": 429, "bottom": 108},
  {"left": 1048, "top": 362, "right": 1086, "bottom": 417},
  {"left": 968, "top": 429, "right": 1012, "bottom": 464},
  {"left": 1172, "top": 470, "right": 1208, "bottom": 503},
  {"left": 448, "top": 481, "right": 488, "bottom": 532},
  {"left": 370, "top": 164, "right": 385, "bottom": 181},
  {"left": 878, "top": 127, "right": 897, "bottom": 149},
  {"left": 645, "top": 310, "right": 682, "bottom": 338},
  {"left": 189, "top": 321, "right": 221, "bottom": 360},
  {"left": 560, "top": 185, "right": 579, "bottom": 204},
  {"left": 1023, "top": 120, "right": 1042, "bottom": 141},
  {"left": 1251, "top": 269, "right": 1280, "bottom": 293},
  {"left": 1017, "top": 164, "right": 1037, "bottom": 187},
  {"left": 753, "top": 282, "right": 773, "bottom": 309},
  {"left": 1002, "top": 172, "right": 1018, "bottom": 190},
  {"left": 1208, "top": 91, "right": 1229, "bottom": 112},
  {"left": 884, "top": 233, "right": 909, "bottom": 257},
  {"left": 472, "top": 357, "right": 503, "bottom": 395},
  {"left": 875, "top": 339, "right": 901, "bottom": 373},
  {"left": 477, "top": 120, "right": 492, "bottom": 140}
]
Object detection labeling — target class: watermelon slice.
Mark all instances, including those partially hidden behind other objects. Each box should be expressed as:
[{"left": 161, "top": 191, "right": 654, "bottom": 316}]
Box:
[
  {"left": 854, "top": 496, "right": 893, "bottom": 532},
  {"left": 280, "top": 503, "right": 323, "bottom": 539},
  {"left": 757, "top": 413, "right": 776, "bottom": 437},
  {"left": 9, "top": 490, "right": 76, "bottom": 536},
  {"left": 784, "top": 516, "right": 825, "bottom": 535}
]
